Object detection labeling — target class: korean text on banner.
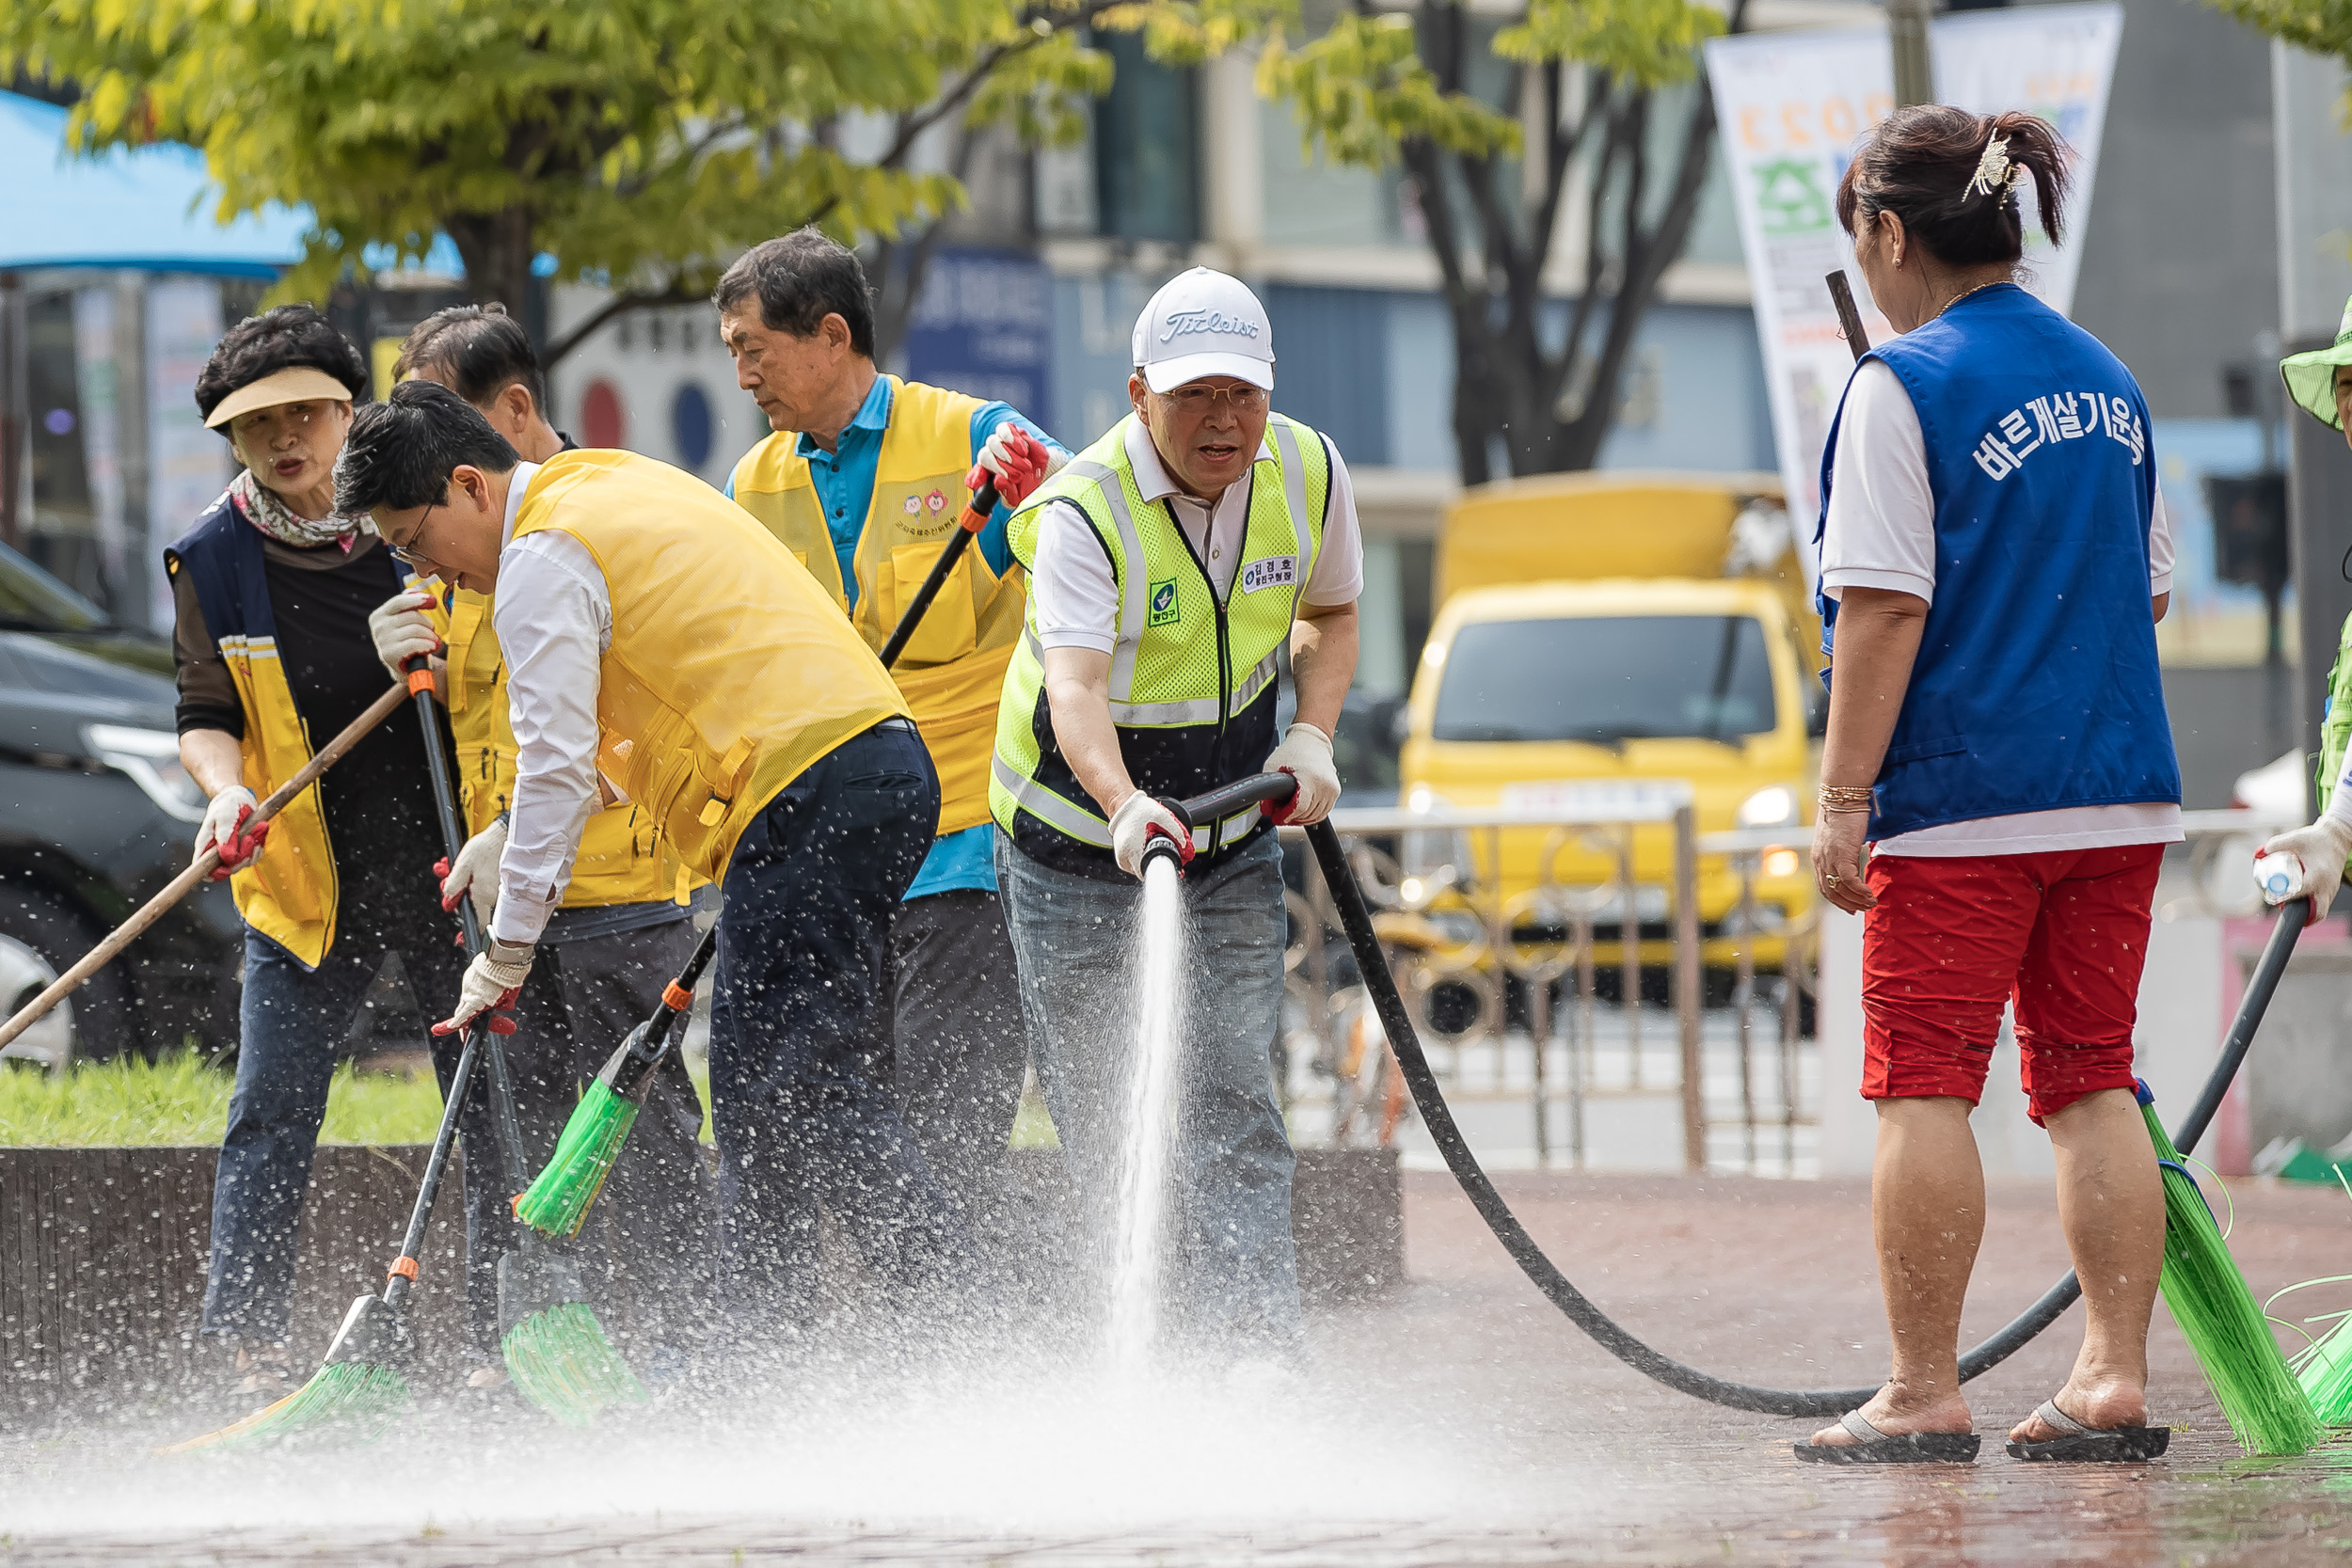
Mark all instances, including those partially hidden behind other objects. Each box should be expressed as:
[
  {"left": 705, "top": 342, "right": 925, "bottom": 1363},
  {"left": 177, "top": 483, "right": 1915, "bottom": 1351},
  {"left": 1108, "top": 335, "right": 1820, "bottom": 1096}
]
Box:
[{"left": 1704, "top": 2, "right": 2122, "bottom": 589}]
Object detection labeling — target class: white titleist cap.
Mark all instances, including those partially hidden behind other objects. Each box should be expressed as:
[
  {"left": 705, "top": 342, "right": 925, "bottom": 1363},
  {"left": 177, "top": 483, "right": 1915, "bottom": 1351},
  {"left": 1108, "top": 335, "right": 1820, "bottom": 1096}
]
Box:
[{"left": 1132, "top": 267, "right": 1276, "bottom": 394}]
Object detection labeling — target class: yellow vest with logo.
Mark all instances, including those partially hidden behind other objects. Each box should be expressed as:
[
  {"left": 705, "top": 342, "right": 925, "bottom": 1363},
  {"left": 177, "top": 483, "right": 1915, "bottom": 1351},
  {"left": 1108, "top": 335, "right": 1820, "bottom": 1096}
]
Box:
[
  {"left": 443, "top": 590, "right": 692, "bottom": 909},
  {"left": 509, "top": 448, "right": 912, "bottom": 884},
  {"left": 165, "top": 521, "right": 449, "bottom": 968},
  {"left": 726, "top": 377, "right": 1024, "bottom": 837}
]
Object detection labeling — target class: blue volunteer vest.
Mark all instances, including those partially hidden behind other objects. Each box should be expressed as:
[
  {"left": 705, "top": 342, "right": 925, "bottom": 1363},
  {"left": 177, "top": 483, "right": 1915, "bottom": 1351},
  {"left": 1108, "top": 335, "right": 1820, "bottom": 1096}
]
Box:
[{"left": 1815, "top": 284, "right": 2180, "bottom": 839}]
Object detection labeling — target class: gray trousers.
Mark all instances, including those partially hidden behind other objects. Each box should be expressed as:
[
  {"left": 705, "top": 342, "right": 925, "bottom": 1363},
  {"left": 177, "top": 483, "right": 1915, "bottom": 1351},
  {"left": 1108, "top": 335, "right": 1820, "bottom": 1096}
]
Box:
[
  {"left": 993, "top": 829, "right": 1303, "bottom": 1360},
  {"left": 881, "top": 887, "right": 1028, "bottom": 1215},
  {"left": 488, "top": 917, "right": 714, "bottom": 1354}
]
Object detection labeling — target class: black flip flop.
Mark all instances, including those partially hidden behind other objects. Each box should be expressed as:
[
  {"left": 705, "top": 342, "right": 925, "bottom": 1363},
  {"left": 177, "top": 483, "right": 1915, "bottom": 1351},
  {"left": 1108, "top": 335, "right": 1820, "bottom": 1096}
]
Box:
[
  {"left": 2005, "top": 1398, "right": 2169, "bottom": 1462},
  {"left": 1792, "top": 1408, "right": 1981, "bottom": 1464}
]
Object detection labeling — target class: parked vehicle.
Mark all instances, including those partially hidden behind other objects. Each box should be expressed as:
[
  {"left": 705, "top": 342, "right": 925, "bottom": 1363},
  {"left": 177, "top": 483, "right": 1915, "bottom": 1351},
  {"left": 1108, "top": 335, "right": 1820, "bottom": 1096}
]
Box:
[
  {"left": 0, "top": 543, "right": 239, "bottom": 1069},
  {"left": 1398, "top": 473, "right": 1822, "bottom": 990}
]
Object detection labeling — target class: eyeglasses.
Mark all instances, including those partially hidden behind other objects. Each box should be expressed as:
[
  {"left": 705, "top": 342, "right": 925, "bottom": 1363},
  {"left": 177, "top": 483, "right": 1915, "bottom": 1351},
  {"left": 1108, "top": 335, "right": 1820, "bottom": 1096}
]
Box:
[
  {"left": 384, "top": 502, "right": 437, "bottom": 568},
  {"left": 1163, "top": 385, "right": 1269, "bottom": 413}
]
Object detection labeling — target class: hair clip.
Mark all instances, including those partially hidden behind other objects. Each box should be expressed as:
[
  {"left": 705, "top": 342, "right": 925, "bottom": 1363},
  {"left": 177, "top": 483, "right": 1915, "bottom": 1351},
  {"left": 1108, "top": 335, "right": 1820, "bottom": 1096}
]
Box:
[{"left": 1966, "top": 135, "right": 2013, "bottom": 199}]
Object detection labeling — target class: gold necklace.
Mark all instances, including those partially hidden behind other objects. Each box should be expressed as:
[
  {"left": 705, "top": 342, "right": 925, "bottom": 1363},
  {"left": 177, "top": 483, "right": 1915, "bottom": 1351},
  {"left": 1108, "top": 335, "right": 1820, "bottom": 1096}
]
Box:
[{"left": 1932, "top": 279, "right": 2007, "bottom": 321}]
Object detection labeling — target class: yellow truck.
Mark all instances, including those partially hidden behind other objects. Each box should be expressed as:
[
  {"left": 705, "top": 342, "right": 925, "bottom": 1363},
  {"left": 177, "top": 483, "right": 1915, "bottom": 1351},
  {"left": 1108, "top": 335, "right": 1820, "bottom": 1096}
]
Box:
[{"left": 1396, "top": 472, "right": 1820, "bottom": 987}]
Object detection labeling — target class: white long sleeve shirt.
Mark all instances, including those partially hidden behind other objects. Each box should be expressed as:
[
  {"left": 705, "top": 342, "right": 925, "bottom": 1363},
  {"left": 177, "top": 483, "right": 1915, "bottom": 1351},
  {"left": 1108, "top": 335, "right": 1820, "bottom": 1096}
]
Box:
[{"left": 487, "top": 462, "right": 612, "bottom": 946}]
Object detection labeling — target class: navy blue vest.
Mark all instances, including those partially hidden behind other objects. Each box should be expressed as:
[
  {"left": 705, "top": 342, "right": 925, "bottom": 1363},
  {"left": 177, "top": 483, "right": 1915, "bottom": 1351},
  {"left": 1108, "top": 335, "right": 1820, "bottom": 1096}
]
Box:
[
  {"left": 1815, "top": 285, "right": 2180, "bottom": 839},
  {"left": 166, "top": 492, "right": 281, "bottom": 651}
]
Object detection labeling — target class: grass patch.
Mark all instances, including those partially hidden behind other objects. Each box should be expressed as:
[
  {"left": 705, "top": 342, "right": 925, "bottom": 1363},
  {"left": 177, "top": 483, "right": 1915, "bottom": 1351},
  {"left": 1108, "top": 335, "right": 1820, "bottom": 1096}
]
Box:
[{"left": 0, "top": 1051, "right": 446, "bottom": 1147}]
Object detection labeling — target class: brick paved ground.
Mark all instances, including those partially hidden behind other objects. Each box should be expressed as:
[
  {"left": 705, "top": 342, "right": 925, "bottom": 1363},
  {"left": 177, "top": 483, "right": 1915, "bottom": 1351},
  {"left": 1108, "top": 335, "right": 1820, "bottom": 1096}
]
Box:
[{"left": 7, "top": 1169, "right": 2352, "bottom": 1566}]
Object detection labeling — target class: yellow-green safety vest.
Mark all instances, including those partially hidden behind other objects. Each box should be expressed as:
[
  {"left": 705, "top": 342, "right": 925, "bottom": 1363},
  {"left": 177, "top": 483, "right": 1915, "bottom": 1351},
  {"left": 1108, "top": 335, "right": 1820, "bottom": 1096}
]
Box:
[{"left": 990, "top": 411, "right": 1331, "bottom": 877}]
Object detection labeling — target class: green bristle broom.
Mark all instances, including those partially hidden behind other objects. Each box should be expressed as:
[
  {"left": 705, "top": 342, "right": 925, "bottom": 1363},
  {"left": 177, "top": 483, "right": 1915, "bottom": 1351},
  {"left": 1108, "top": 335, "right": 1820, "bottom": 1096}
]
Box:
[
  {"left": 2267, "top": 1169, "right": 2352, "bottom": 1424},
  {"left": 514, "top": 932, "right": 712, "bottom": 1238},
  {"left": 408, "top": 662, "right": 643, "bottom": 1427},
  {"left": 514, "top": 476, "right": 998, "bottom": 1242},
  {"left": 2137, "top": 1080, "right": 2321, "bottom": 1455}
]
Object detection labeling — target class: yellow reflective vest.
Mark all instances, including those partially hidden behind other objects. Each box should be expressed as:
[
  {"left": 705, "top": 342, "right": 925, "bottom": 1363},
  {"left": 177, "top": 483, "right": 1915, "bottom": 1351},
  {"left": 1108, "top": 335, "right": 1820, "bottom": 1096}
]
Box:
[
  {"left": 726, "top": 378, "right": 1025, "bottom": 837},
  {"left": 442, "top": 590, "right": 691, "bottom": 910},
  {"left": 510, "top": 449, "right": 912, "bottom": 884},
  {"left": 164, "top": 497, "right": 449, "bottom": 968}
]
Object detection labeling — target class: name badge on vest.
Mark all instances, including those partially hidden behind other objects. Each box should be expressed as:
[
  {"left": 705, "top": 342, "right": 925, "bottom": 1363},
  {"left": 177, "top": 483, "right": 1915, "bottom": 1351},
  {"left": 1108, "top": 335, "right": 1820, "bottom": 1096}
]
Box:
[{"left": 1241, "top": 555, "right": 1297, "bottom": 594}]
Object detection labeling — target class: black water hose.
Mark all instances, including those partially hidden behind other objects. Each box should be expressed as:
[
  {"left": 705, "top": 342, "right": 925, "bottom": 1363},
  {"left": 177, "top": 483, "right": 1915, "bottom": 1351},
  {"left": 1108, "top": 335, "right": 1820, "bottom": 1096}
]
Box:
[{"left": 1179, "top": 772, "right": 2309, "bottom": 1417}]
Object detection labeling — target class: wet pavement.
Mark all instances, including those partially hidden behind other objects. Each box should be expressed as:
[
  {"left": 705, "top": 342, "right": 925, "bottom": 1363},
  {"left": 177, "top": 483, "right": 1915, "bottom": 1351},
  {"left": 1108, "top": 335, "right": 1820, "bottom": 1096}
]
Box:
[{"left": 7, "top": 1169, "right": 2352, "bottom": 1565}]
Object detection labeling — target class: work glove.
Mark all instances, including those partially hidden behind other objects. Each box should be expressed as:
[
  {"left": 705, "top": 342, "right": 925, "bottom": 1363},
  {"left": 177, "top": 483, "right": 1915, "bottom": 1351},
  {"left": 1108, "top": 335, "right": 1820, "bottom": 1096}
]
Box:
[
  {"left": 1109, "top": 790, "right": 1192, "bottom": 879},
  {"left": 967, "top": 425, "right": 1055, "bottom": 511},
  {"left": 2255, "top": 816, "right": 2352, "bottom": 926},
  {"left": 368, "top": 589, "right": 441, "bottom": 680},
  {"left": 1263, "top": 722, "right": 1340, "bottom": 826},
  {"left": 194, "top": 785, "right": 270, "bottom": 879},
  {"left": 437, "top": 813, "right": 507, "bottom": 924},
  {"left": 433, "top": 941, "right": 532, "bottom": 1037}
]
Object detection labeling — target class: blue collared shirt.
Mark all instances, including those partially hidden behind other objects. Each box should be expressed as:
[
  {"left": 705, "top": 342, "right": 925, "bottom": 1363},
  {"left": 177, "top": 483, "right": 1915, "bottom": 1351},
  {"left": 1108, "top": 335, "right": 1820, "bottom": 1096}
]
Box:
[{"left": 726, "top": 376, "right": 1061, "bottom": 897}]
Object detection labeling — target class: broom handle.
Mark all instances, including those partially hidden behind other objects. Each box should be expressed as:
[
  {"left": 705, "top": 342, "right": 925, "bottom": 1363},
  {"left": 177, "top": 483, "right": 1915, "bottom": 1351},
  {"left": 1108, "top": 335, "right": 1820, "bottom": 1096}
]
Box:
[
  {"left": 382, "top": 1022, "right": 484, "bottom": 1311},
  {"left": 406, "top": 662, "right": 538, "bottom": 1198},
  {"left": 1827, "top": 271, "right": 1870, "bottom": 362},
  {"left": 0, "top": 678, "right": 413, "bottom": 1054},
  {"left": 2173, "top": 897, "right": 2306, "bottom": 1157}
]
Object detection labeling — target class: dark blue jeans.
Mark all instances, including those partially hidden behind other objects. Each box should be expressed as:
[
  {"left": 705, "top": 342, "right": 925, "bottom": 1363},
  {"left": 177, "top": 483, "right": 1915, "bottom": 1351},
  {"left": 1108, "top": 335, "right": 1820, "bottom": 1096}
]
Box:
[
  {"left": 707, "top": 721, "right": 976, "bottom": 1338},
  {"left": 202, "top": 886, "right": 476, "bottom": 1348}
]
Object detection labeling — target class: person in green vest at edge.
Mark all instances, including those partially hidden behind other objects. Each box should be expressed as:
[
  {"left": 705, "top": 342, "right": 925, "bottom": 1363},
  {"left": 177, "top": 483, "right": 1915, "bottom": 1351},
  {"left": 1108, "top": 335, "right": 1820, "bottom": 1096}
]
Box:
[
  {"left": 2256, "top": 297, "right": 2352, "bottom": 916},
  {"left": 989, "top": 268, "right": 1363, "bottom": 1375}
]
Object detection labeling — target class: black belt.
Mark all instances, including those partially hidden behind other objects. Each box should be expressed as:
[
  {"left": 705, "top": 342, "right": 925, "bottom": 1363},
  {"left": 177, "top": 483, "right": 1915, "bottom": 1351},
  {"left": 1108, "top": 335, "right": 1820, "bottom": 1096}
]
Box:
[{"left": 875, "top": 717, "right": 917, "bottom": 735}]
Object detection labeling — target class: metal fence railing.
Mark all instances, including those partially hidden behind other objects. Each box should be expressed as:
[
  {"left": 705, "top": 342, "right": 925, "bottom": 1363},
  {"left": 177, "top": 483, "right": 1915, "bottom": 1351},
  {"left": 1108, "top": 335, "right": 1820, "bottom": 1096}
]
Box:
[{"left": 1275, "top": 803, "right": 2298, "bottom": 1179}]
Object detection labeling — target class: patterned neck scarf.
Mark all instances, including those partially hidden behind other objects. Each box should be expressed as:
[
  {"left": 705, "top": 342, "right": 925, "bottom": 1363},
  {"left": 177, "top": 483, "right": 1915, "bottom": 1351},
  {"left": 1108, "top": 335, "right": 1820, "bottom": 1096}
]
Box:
[{"left": 229, "top": 467, "right": 375, "bottom": 552}]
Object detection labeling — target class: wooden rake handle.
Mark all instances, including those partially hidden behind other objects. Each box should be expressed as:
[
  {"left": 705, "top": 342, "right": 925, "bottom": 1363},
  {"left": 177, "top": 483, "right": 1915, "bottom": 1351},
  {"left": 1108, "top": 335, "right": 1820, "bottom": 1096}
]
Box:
[{"left": 0, "top": 678, "right": 414, "bottom": 1055}]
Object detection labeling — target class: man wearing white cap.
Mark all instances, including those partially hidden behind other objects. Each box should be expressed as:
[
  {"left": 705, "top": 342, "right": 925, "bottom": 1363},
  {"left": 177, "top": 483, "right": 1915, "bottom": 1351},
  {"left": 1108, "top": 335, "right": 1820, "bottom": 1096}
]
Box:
[{"left": 988, "top": 267, "right": 1362, "bottom": 1364}]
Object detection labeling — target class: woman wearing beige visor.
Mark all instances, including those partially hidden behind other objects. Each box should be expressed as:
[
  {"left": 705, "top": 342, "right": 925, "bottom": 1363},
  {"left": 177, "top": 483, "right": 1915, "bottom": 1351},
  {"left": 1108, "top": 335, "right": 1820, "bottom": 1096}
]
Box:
[{"left": 166, "top": 306, "right": 500, "bottom": 1407}]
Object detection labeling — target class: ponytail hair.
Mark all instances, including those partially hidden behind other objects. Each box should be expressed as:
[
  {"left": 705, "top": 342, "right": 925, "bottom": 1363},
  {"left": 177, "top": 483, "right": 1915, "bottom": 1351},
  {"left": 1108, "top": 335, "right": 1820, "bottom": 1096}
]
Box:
[{"left": 1836, "top": 105, "right": 2072, "bottom": 267}]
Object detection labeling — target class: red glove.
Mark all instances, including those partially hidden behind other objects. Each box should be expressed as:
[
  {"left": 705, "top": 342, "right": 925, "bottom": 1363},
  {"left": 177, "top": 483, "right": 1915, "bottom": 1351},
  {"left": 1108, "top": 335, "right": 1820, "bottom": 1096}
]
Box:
[{"left": 966, "top": 425, "right": 1053, "bottom": 511}]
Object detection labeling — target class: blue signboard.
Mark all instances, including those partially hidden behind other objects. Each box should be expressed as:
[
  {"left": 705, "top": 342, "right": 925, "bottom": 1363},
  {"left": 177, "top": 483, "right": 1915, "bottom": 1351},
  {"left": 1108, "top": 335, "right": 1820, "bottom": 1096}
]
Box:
[{"left": 904, "top": 247, "right": 1053, "bottom": 436}]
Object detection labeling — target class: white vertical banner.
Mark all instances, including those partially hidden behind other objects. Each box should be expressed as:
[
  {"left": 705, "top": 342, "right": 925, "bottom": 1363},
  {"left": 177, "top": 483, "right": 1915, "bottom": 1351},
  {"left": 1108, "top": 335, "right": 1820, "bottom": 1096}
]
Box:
[
  {"left": 1933, "top": 3, "right": 2124, "bottom": 318},
  {"left": 1705, "top": 4, "right": 2122, "bottom": 588},
  {"left": 144, "top": 278, "right": 227, "bottom": 632}
]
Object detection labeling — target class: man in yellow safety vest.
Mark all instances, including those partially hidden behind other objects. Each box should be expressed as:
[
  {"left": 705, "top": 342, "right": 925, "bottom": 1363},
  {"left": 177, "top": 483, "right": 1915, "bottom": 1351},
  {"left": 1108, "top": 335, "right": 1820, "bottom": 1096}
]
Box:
[
  {"left": 336, "top": 379, "right": 977, "bottom": 1342},
  {"left": 718, "top": 230, "right": 1063, "bottom": 1223}
]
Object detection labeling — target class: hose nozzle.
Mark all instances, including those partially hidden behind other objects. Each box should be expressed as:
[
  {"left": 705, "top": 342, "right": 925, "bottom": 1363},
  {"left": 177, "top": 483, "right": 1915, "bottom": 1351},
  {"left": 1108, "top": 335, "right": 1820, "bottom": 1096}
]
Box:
[{"left": 1139, "top": 823, "right": 1190, "bottom": 877}]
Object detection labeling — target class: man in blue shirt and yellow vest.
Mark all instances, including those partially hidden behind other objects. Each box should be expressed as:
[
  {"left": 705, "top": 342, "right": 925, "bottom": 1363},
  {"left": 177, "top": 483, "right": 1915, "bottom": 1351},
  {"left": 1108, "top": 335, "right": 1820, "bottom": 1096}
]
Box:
[
  {"left": 716, "top": 230, "right": 1063, "bottom": 1221},
  {"left": 991, "top": 269, "right": 1363, "bottom": 1367}
]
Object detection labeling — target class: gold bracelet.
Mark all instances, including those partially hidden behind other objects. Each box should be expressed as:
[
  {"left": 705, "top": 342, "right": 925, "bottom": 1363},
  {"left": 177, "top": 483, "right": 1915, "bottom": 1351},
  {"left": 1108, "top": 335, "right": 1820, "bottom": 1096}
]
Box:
[
  {"left": 1819, "top": 803, "right": 1872, "bottom": 816},
  {"left": 1818, "top": 784, "right": 1874, "bottom": 810}
]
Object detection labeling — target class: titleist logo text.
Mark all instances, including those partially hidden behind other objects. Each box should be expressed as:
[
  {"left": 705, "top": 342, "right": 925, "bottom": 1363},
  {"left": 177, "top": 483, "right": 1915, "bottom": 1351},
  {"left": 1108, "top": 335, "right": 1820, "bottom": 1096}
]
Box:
[{"left": 1159, "top": 309, "right": 1261, "bottom": 343}]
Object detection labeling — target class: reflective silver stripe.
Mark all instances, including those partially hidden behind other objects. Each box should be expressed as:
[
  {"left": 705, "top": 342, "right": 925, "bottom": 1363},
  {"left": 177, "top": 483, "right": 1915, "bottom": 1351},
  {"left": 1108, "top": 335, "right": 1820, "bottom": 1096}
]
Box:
[
  {"left": 1229, "top": 650, "right": 1279, "bottom": 716},
  {"left": 1073, "top": 460, "right": 1150, "bottom": 705},
  {"left": 992, "top": 753, "right": 1112, "bottom": 847},
  {"left": 1270, "top": 418, "right": 1309, "bottom": 550},
  {"left": 1110, "top": 694, "right": 1223, "bottom": 726}
]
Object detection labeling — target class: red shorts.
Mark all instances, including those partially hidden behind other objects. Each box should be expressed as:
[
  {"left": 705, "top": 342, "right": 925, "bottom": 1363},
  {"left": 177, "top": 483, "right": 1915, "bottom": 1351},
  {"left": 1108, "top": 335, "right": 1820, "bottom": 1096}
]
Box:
[{"left": 1860, "top": 843, "right": 2162, "bottom": 1125}]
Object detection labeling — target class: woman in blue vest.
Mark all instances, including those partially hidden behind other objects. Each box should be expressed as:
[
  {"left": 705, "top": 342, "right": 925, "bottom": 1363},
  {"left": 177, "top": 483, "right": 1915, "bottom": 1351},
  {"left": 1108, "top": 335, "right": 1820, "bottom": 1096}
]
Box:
[
  {"left": 168, "top": 307, "right": 499, "bottom": 1405},
  {"left": 1799, "top": 109, "right": 2182, "bottom": 1465}
]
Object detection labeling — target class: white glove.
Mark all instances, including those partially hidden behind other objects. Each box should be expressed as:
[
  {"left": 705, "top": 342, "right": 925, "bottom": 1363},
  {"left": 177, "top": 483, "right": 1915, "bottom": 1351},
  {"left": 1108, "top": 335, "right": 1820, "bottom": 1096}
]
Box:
[
  {"left": 433, "top": 941, "right": 533, "bottom": 1037},
  {"left": 439, "top": 814, "right": 507, "bottom": 924},
  {"left": 194, "top": 785, "right": 267, "bottom": 878},
  {"left": 368, "top": 589, "right": 440, "bottom": 680},
  {"left": 2256, "top": 816, "right": 2352, "bottom": 925},
  {"left": 1109, "top": 790, "right": 1191, "bottom": 879},
  {"left": 1263, "top": 722, "right": 1340, "bottom": 825}
]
